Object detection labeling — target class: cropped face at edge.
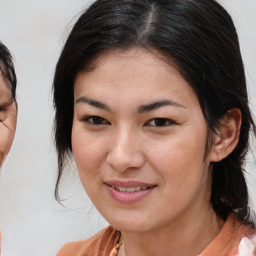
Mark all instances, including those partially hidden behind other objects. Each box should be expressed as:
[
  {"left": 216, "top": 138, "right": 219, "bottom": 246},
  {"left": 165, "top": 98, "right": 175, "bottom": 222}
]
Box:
[
  {"left": 0, "top": 75, "right": 17, "bottom": 166},
  {"left": 71, "top": 48, "right": 219, "bottom": 233}
]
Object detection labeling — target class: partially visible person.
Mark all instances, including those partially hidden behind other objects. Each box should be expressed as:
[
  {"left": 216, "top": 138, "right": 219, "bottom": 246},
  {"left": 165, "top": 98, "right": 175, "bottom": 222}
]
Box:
[
  {"left": 0, "top": 41, "right": 17, "bottom": 167},
  {"left": 0, "top": 41, "right": 17, "bottom": 254}
]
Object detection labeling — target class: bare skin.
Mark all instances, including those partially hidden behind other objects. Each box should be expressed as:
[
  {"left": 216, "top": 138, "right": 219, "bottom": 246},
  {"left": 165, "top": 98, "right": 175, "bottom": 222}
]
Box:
[
  {"left": 72, "top": 47, "right": 241, "bottom": 256},
  {"left": 118, "top": 209, "right": 223, "bottom": 256}
]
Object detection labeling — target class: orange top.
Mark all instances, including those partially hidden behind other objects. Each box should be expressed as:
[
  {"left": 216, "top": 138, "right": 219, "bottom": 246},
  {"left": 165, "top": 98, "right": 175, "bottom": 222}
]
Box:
[
  {"left": 57, "top": 226, "right": 120, "bottom": 256},
  {"left": 57, "top": 214, "right": 255, "bottom": 256}
]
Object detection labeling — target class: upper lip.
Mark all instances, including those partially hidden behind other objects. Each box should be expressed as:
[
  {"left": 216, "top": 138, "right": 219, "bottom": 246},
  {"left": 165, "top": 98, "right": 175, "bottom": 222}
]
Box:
[{"left": 104, "top": 180, "right": 156, "bottom": 188}]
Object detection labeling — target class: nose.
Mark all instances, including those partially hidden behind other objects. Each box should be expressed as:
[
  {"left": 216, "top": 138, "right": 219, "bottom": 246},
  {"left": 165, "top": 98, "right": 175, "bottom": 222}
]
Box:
[{"left": 106, "top": 127, "right": 145, "bottom": 172}]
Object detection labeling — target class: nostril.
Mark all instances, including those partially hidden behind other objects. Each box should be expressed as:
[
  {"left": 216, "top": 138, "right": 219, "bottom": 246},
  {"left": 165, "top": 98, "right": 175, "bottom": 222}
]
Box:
[{"left": 106, "top": 148, "right": 145, "bottom": 172}]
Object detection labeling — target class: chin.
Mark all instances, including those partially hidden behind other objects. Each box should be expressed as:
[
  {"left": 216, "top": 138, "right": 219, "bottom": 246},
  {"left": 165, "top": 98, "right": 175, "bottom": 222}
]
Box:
[{"left": 107, "top": 215, "right": 153, "bottom": 233}]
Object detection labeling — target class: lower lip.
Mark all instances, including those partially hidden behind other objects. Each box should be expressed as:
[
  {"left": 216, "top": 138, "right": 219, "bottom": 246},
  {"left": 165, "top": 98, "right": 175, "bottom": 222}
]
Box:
[{"left": 106, "top": 185, "right": 155, "bottom": 203}]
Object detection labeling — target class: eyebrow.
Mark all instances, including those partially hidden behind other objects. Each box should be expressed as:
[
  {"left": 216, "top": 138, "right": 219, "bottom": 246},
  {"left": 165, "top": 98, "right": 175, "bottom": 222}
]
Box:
[
  {"left": 137, "top": 99, "right": 185, "bottom": 113},
  {"left": 76, "top": 96, "right": 111, "bottom": 111},
  {"left": 75, "top": 96, "right": 185, "bottom": 113}
]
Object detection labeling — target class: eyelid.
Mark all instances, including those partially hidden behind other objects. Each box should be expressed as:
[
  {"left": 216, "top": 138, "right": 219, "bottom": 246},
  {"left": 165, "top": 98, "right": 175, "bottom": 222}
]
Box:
[
  {"left": 145, "top": 118, "right": 177, "bottom": 127},
  {"left": 0, "top": 104, "right": 8, "bottom": 111},
  {"left": 81, "top": 115, "right": 110, "bottom": 125},
  {"left": 0, "top": 99, "right": 14, "bottom": 111}
]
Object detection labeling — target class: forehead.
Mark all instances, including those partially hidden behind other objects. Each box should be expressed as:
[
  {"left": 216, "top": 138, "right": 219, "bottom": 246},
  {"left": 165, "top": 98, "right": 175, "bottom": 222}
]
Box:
[
  {"left": 75, "top": 47, "right": 186, "bottom": 91},
  {"left": 74, "top": 47, "right": 200, "bottom": 111},
  {"left": 87, "top": 47, "right": 177, "bottom": 72}
]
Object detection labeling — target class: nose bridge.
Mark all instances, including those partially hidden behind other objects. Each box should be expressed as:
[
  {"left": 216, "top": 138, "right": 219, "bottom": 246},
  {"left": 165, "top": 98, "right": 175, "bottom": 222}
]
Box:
[
  {"left": 115, "top": 124, "right": 133, "bottom": 152},
  {"left": 107, "top": 124, "right": 144, "bottom": 171}
]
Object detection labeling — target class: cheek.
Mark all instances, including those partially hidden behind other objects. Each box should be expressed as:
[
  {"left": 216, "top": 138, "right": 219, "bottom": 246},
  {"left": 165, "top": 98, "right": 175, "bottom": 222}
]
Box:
[
  {"left": 0, "top": 123, "right": 15, "bottom": 163},
  {"left": 148, "top": 129, "right": 208, "bottom": 186},
  {"left": 71, "top": 126, "right": 110, "bottom": 202},
  {"left": 0, "top": 105, "right": 17, "bottom": 164},
  {"left": 148, "top": 136, "right": 211, "bottom": 214},
  {"left": 71, "top": 126, "right": 106, "bottom": 178}
]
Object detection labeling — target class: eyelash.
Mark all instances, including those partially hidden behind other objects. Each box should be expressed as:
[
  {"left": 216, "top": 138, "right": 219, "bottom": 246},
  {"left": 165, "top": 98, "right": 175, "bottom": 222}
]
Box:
[
  {"left": 145, "top": 118, "right": 176, "bottom": 127},
  {"left": 82, "top": 116, "right": 176, "bottom": 127},
  {"left": 0, "top": 100, "right": 14, "bottom": 111},
  {"left": 0, "top": 106, "right": 6, "bottom": 111},
  {"left": 82, "top": 116, "right": 110, "bottom": 125}
]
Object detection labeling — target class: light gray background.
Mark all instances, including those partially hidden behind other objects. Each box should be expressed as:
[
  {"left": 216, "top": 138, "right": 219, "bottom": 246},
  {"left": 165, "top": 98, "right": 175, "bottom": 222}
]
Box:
[{"left": 0, "top": 1, "right": 255, "bottom": 255}]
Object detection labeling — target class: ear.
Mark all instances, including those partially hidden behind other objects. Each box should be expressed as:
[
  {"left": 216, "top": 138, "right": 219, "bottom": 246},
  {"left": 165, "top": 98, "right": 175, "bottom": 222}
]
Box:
[{"left": 210, "top": 108, "right": 241, "bottom": 162}]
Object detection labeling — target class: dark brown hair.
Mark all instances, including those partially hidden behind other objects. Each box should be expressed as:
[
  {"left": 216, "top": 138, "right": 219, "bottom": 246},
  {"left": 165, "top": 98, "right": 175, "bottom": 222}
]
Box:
[
  {"left": 0, "top": 41, "right": 17, "bottom": 101},
  {"left": 53, "top": 0, "right": 256, "bottom": 225}
]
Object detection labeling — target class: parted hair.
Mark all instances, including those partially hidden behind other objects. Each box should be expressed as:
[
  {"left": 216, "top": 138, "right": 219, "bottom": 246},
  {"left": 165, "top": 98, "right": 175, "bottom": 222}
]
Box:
[{"left": 53, "top": 0, "right": 256, "bottom": 225}]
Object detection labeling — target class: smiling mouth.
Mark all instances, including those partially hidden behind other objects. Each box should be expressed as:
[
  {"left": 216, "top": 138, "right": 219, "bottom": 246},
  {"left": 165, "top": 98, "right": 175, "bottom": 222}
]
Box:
[
  {"left": 106, "top": 182, "right": 156, "bottom": 203},
  {"left": 110, "top": 186, "right": 150, "bottom": 193}
]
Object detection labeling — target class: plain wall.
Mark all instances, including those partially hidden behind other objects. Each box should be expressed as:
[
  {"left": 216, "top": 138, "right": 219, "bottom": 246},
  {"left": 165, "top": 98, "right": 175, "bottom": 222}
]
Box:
[{"left": 0, "top": 1, "right": 255, "bottom": 255}]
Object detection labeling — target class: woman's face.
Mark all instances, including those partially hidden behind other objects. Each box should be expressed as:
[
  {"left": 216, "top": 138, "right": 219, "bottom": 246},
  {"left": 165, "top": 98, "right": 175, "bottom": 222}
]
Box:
[
  {"left": 72, "top": 48, "right": 216, "bottom": 233},
  {"left": 0, "top": 75, "right": 17, "bottom": 166}
]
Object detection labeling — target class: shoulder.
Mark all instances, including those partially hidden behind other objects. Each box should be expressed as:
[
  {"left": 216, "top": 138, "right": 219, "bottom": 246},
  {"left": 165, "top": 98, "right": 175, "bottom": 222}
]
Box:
[
  {"left": 57, "top": 226, "right": 120, "bottom": 256},
  {"left": 200, "top": 214, "right": 256, "bottom": 256}
]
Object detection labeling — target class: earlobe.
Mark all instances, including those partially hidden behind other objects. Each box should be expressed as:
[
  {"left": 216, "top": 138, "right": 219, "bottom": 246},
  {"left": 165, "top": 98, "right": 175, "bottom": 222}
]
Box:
[{"left": 210, "top": 108, "right": 242, "bottom": 162}]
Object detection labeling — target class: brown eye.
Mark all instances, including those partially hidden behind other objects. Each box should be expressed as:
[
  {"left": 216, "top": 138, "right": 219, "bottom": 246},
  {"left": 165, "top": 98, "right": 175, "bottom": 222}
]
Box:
[
  {"left": 0, "top": 105, "right": 7, "bottom": 111},
  {"left": 83, "top": 116, "right": 109, "bottom": 125},
  {"left": 146, "top": 118, "right": 176, "bottom": 127}
]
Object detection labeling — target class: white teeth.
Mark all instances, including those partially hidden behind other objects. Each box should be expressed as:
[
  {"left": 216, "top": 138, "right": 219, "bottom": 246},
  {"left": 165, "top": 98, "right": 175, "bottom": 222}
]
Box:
[
  {"left": 126, "top": 187, "right": 136, "bottom": 192},
  {"left": 111, "top": 185, "right": 149, "bottom": 192},
  {"left": 119, "top": 187, "right": 127, "bottom": 192}
]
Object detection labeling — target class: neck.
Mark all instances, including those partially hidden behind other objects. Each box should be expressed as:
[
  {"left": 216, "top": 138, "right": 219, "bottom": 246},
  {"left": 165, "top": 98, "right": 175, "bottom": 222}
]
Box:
[{"left": 119, "top": 207, "right": 223, "bottom": 256}]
